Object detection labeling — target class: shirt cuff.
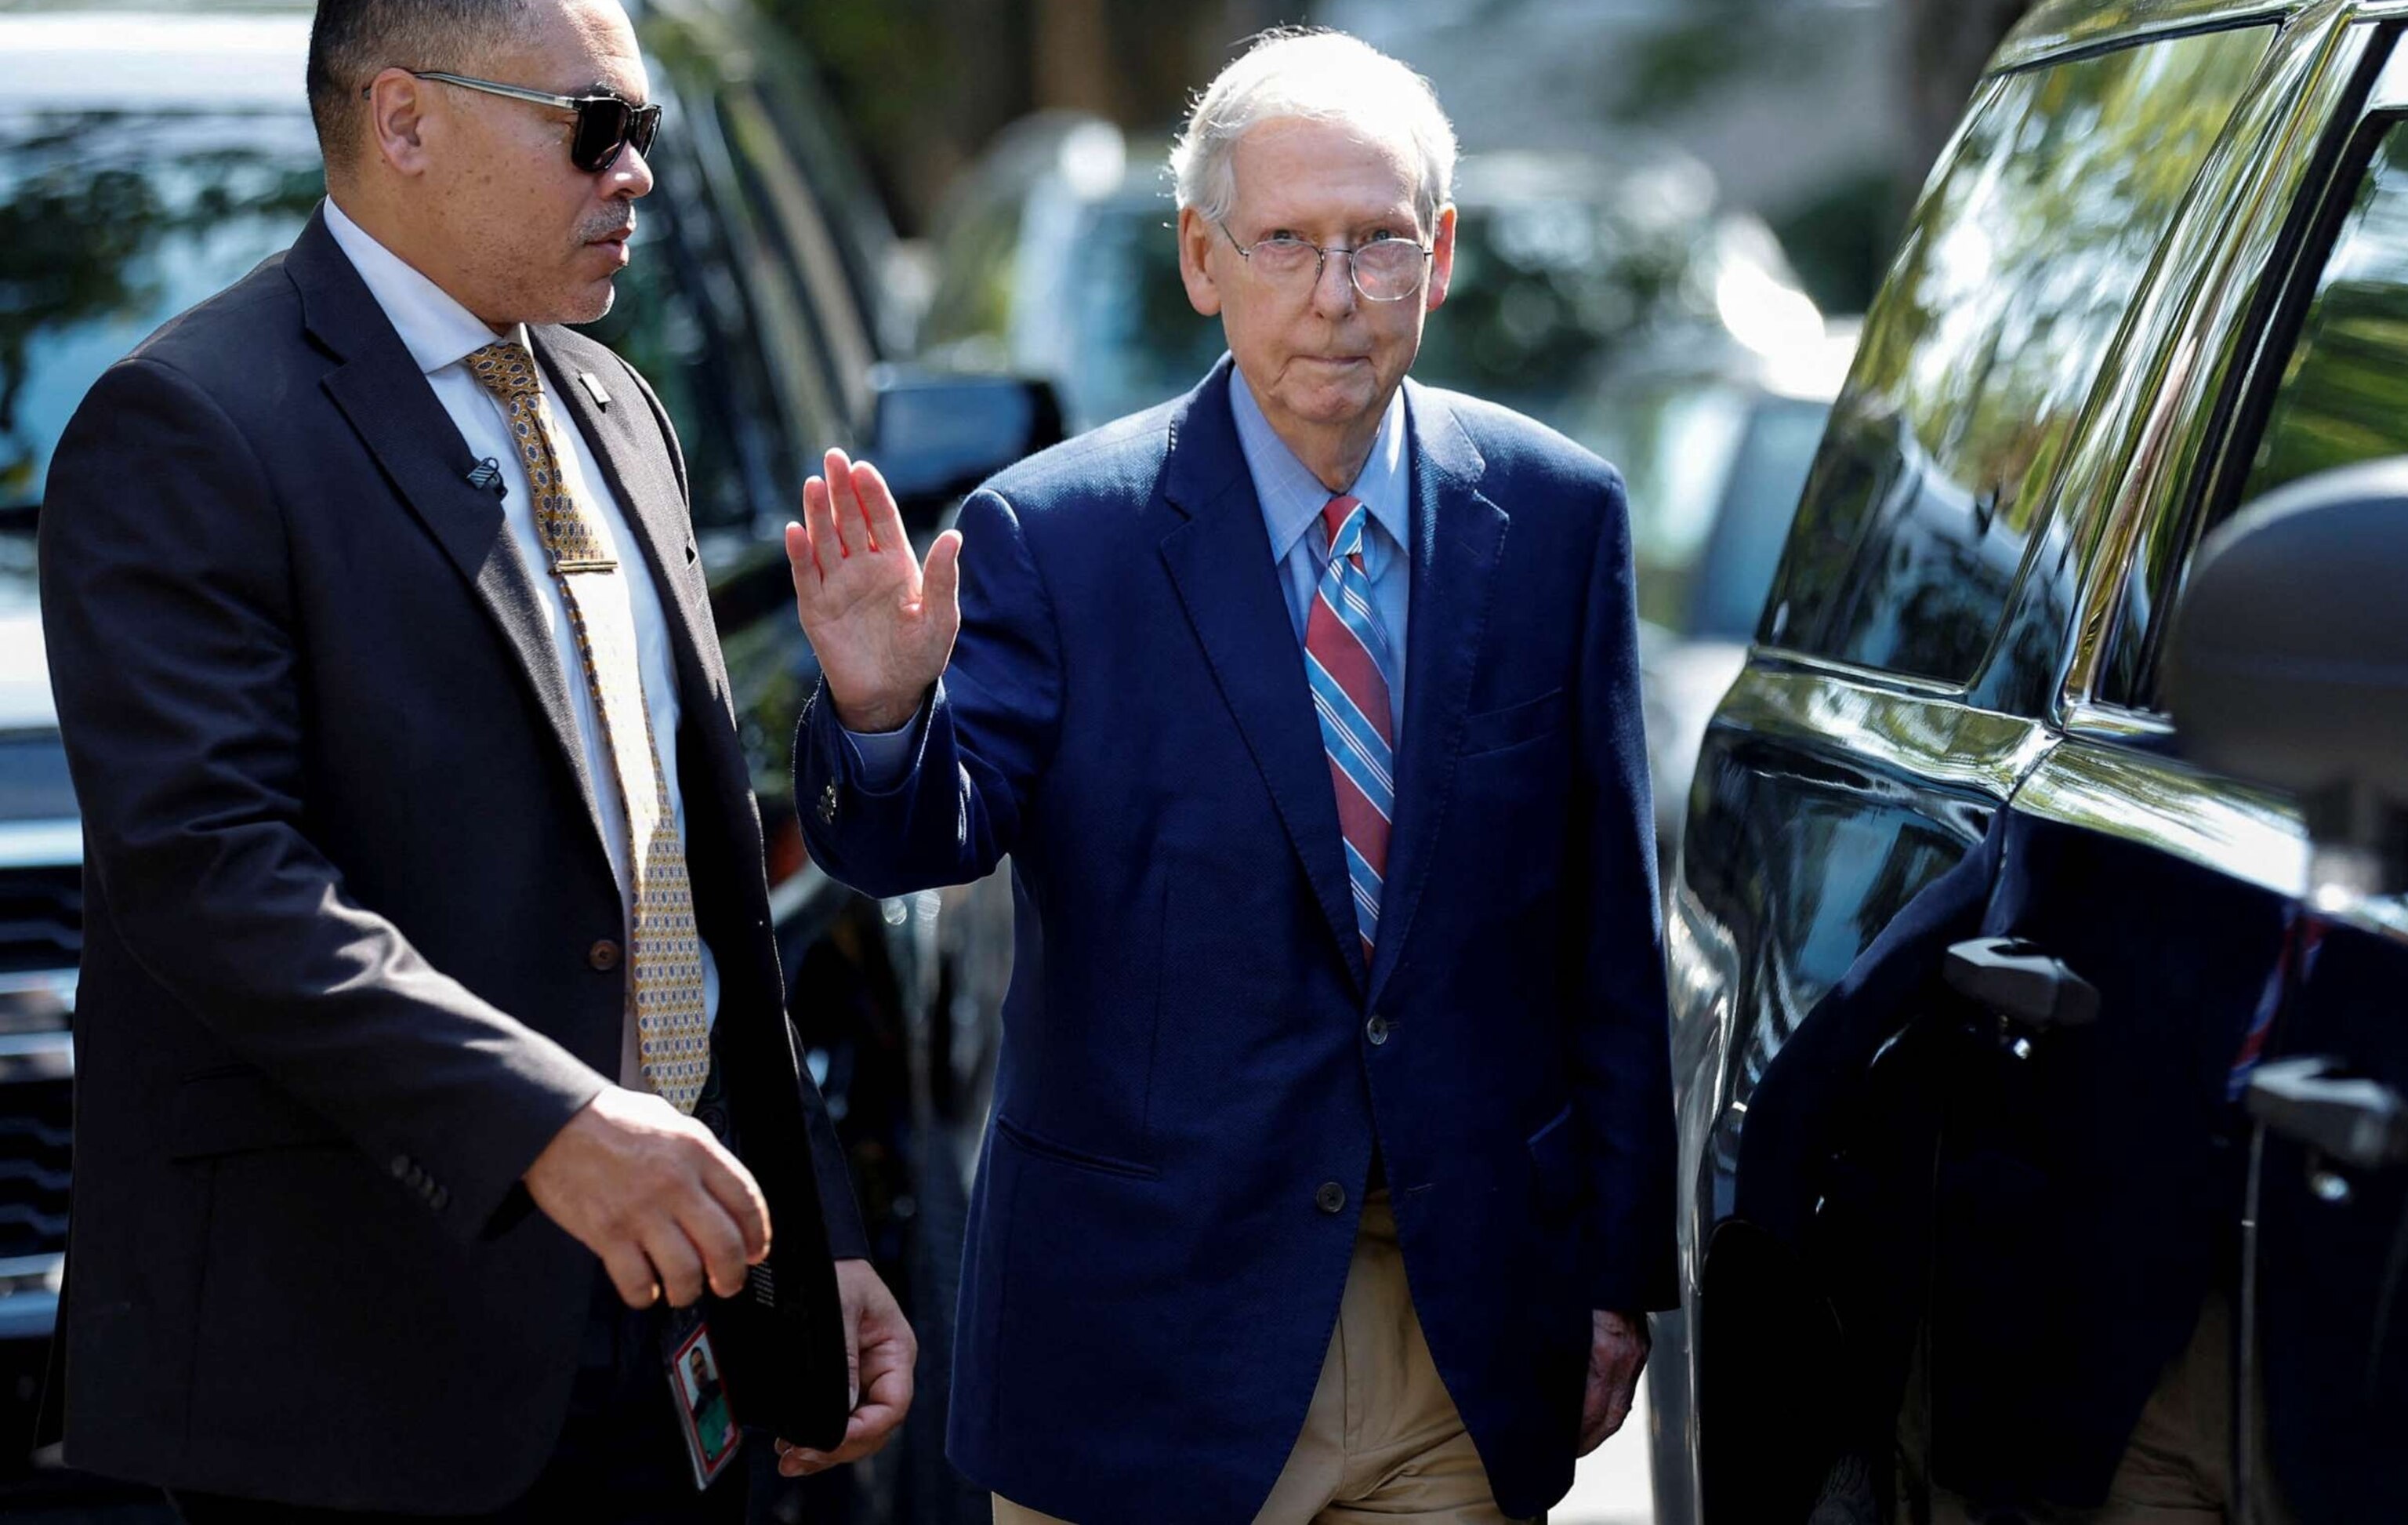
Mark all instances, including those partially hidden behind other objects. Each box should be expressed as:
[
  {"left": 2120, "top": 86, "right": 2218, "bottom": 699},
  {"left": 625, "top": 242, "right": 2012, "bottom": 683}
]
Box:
[{"left": 842, "top": 715, "right": 919, "bottom": 791}]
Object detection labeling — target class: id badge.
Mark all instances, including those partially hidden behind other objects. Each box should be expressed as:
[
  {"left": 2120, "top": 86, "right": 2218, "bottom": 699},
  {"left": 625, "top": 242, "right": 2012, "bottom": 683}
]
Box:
[{"left": 662, "top": 1307, "right": 742, "bottom": 1491}]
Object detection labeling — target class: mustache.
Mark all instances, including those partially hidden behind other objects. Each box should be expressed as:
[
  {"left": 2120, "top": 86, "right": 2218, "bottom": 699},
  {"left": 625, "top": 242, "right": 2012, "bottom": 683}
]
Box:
[{"left": 579, "top": 212, "right": 636, "bottom": 243}]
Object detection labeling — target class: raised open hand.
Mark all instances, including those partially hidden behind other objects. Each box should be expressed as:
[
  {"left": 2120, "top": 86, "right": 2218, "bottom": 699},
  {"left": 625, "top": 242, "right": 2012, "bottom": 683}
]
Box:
[{"left": 785, "top": 448, "right": 963, "bottom": 734}]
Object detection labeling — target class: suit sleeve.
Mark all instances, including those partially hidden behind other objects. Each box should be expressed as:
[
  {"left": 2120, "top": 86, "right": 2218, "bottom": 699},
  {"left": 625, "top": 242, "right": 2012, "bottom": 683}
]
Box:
[
  {"left": 1569, "top": 467, "right": 1680, "bottom": 1314},
  {"left": 795, "top": 486, "right": 1064, "bottom": 896},
  {"left": 40, "top": 356, "right": 606, "bottom": 1241}
]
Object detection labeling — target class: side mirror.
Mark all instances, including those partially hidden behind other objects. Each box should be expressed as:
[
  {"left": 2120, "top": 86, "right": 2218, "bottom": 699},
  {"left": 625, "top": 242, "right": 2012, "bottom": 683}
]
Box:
[
  {"left": 865, "top": 365, "right": 1065, "bottom": 521},
  {"left": 2163, "top": 457, "right": 2408, "bottom": 877}
]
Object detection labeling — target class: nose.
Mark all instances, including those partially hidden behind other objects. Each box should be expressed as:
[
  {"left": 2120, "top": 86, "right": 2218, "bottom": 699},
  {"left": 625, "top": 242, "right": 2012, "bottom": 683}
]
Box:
[
  {"left": 1311, "top": 247, "right": 1358, "bottom": 318},
  {"left": 611, "top": 141, "right": 655, "bottom": 198}
]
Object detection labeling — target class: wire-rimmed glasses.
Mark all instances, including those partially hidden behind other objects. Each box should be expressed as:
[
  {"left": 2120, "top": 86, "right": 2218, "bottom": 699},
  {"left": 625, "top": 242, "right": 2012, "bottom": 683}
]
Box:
[{"left": 1219, "top": 223, "right": 1434, "bottom": 303}]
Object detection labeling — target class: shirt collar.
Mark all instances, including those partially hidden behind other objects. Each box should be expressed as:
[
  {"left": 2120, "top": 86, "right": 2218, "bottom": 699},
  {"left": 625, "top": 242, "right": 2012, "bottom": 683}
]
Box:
[
  {"left": 1229, "top": 366, "right": 1409, "bottom": 571},
  {"left": 321, "top": 197, "right": 530, "bottom": 376}
]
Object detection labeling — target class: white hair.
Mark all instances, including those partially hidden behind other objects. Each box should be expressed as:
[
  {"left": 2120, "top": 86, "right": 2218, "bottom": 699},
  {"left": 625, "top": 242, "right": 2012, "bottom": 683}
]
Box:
[{"left": 1169, "top": 28, "right": 1458, "bottom": 234}]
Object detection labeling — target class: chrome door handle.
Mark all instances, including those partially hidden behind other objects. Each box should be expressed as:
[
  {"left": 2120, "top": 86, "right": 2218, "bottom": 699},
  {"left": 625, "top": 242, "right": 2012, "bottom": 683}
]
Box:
[
  {"left": 1944, "top": 936, "right": 2102, "bottom": 1030},
  {"left": 2245, "top": 1056, "right": 2408, "bottom": 1172}
]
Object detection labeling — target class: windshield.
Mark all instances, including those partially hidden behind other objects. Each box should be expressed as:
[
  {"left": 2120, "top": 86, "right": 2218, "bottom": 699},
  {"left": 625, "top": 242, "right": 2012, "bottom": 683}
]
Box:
[{"left": 1, "top": 110, "right": 325, "bottom": 509}]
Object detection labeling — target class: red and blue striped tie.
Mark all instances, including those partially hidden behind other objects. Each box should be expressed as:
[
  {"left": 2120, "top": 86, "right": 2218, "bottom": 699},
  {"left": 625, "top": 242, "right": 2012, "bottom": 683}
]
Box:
[{"left": 1305, "top": 495, "right": 1395, "bottom": 967}]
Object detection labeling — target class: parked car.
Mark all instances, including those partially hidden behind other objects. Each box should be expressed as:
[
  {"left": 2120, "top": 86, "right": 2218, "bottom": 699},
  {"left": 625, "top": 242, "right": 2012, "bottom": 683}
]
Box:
[
  {"left": 1653, "top": 4, "right": 2408, "bottom": 1522},
  {"left": 0, "top": 2, "right": 1048, "bottom": 1518}
]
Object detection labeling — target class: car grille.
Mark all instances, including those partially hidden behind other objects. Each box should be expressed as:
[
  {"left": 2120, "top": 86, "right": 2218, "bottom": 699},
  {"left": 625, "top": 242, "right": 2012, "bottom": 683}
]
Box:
[
  {"left": 0, "top": 867, "right": 78, "bottom": 979},
  {"left": 0, "top": 1081, "right": 68, "bottom": 1262}
]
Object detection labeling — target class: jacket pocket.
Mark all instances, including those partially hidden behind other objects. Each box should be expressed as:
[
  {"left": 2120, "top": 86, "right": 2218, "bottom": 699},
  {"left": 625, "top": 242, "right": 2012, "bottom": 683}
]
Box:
[
  {"left": 1460, "top": 688, "right": 1568, "bottom": 757},
  {"left": 993, "top": 1113, "right": 1161, "bottom": 1181},
  {"left": 169, "top": 1068, "right": 347, "bottom": 1160}
]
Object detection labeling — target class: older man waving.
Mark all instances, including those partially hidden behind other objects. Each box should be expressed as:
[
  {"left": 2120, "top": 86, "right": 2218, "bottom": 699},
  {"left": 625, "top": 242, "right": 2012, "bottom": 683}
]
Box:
[{"left": 789, "top": 28, "right": 1675, "bottom": 1525}]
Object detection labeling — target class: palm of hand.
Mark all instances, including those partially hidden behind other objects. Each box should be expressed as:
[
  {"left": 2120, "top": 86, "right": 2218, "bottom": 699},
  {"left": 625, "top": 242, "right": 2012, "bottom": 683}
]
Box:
[{"left": 785, "top": 448, "right": 963, "bottom": 733}]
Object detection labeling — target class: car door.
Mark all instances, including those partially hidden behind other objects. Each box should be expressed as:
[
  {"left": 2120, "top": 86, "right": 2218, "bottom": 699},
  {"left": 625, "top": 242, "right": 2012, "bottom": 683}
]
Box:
[
  {"left": 2063, "top": 26, "right": 2408, "bottom": 1522},
  {"left": 1659, "top": 16, "right": 2293, "bottom": 1521}
]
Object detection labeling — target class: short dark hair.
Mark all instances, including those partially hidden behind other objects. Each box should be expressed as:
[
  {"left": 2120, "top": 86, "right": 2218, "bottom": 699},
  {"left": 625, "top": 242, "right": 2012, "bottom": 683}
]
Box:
[{"left": 306, "top": 0, "right": 537, "bottom": 169}]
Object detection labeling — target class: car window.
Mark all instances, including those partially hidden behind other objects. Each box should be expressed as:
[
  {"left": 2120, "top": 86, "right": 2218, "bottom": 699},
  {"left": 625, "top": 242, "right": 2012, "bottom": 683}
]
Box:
[
  {"left": 2104, "top": 115, "right": 2408, "bottom": 706},
  {"left": 2, "top": 110, "right": 321, "bottom": 509},
  {"left": 1694, "top": 394, "right": 1831, "bottom": 641},
  {"left": 714, "top": 82, "right": 876, "bottom": 434},
  {"left": 1757, "top": 26, "right": 2271, "bottom": 688}
]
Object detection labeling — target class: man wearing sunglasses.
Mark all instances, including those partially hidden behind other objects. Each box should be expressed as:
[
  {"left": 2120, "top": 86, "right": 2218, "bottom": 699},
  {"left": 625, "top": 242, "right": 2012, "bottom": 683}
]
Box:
[
  {"left": 787, "top": 26, "right": 1675, "bottom": 1525},
  {"left": 37, "top": 0, "right": 909, "bottom": 1518}
]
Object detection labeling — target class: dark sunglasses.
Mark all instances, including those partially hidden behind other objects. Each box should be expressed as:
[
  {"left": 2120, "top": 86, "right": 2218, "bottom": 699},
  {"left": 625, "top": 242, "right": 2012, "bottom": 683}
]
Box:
[{"left": 367, "top": 70, "right": 662, "bottom": 173}]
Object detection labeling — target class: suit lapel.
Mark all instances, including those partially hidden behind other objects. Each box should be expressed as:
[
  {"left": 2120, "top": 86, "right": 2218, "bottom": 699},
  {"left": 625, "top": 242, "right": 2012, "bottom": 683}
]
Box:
[
  {"left": 288, "top": 213, "right": 610, "bottom": 859},
  {"left": 1365, "top": 383, "right": 1507, "bottom": 1013},
  {"left": 1158, "top": 362, "right": 1367, "bottom": 993}
]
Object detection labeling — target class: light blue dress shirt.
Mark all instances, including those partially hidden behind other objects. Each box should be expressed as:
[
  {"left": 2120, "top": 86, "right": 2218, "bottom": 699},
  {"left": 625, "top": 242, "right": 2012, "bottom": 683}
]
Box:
[{"left": 846, "top": 369, "right": 1414, "bottom": 775}]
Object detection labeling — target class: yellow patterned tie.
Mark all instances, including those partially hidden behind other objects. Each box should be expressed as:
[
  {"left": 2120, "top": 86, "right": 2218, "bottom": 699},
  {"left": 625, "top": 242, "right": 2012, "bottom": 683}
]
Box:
[{"left": 466, "top": 339, "right": 710, "bottom": 1112}]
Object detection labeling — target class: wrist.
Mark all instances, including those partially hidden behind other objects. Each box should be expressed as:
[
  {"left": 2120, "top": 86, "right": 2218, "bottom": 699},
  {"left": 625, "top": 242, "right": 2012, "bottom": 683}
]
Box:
[{"left": 832, "top": 690, "right": 919, "bottom": 735}]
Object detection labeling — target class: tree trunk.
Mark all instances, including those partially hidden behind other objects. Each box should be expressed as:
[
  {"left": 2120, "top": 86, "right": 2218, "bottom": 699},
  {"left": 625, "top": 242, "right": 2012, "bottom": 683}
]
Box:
[{"left": 1896, "top": 0, "right": 2035, "bottom": 191}]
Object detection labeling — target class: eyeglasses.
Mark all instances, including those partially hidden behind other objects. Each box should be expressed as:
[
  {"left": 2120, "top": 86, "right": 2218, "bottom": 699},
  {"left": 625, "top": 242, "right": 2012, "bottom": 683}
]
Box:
[
  {"left": 1219, "top": 223, "right": 1434, "bottom": 303},
  {"left": 368, "top": 70, "right": 662, "bottom": 174}
]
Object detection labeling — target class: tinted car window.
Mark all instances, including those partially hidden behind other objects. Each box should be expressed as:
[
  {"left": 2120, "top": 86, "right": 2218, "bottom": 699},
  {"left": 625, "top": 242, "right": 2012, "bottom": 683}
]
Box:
[
  {"left": 2232, "top": 123, "right": 2408, "bottom": 503},
  {"left": 2105, "top": 117, "right": 2408, "bottom": 706},
  {"left": 1758, "top": 27, "right": 2270, "bottom": 685},
  {"left": 2, "top": 110, "right": 321, "bottom": 507}
]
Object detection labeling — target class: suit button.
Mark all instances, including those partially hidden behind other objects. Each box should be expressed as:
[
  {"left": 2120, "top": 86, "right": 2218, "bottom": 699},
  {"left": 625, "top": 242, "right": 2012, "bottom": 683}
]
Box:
[
  {"left": 430, "top": 1186, "right": 449, "bottom": 1211},
  {"left": 589, "top": 939, "right": 622, "bottom": 972},
  {"left": 1365, "top": 1015, "right": 1391, "bottom": 1046},
  {"left": 1315, "top": 1182, "right": 1347, "bottom": 1215},
  {"left": 390, "top": 1155, "right": 411, "bottom": 1180}
]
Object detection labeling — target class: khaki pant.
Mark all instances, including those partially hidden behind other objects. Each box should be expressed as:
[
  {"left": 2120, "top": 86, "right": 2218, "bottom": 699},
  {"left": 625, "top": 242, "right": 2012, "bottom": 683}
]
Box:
[
  {"left": 994, "top": 1193, "right": 1525, "bottom": 1525},
  {"left": 1918, "top": 1293, "right": 2295, "bottom": 1525}
]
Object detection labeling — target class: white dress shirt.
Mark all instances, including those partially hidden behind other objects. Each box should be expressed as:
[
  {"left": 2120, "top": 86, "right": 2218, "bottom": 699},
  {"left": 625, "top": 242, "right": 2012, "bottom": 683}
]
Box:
[{"left": 323, "top": 198, "right": 719, "bottom": 1085}]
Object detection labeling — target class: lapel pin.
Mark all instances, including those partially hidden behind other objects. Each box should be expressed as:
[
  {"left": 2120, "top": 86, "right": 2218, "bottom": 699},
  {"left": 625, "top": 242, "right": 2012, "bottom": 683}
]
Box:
[
  {"left": 578, "top": 372, "right": 612, "bottom": 409},
  {"left": 465, "top": 457, "right": 506, "bottom": 498}
]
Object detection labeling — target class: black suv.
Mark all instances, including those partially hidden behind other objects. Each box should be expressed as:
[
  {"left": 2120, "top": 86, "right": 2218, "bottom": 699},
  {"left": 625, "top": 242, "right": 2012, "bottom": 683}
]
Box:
[
  {"left": 1654, "top": 3, "right": 2408, "bottom": 1522},
  {"left": 0, "top": 1, "right": 1047, "bottom": 1517}
]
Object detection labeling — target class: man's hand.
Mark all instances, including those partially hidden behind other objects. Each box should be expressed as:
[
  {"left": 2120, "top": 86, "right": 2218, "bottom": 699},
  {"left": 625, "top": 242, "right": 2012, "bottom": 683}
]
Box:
[
  {"left": 1579, "top": 1309, "right": 1651, "bottom": 1455},
  {"left": 774, "top": 1258, "right": 918, "bottom": 1476},
  {"left": 786, "top": 448, "right": 963, "bottom": 735},
  {"left": 522, "top": 1087, "right": 770, "bottom": 1309}
]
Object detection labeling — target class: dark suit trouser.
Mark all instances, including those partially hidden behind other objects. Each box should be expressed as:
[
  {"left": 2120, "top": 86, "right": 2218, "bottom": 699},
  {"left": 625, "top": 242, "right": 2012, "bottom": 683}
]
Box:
[{"left": 172, "top": 1271, "right": 747, "bottom": 1523}]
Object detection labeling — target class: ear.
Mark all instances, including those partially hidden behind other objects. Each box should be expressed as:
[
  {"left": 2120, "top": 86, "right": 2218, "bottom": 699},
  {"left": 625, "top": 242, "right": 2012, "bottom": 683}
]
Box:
[
  {"left": 1177, "top": 205, "right": 1223, "bottom": 318},
  {"left": 1425, "top": 202, "right": 1457, "bottom": 314},
  {"left": 364, "top": 67, "right": 437, "bottom": 177}
]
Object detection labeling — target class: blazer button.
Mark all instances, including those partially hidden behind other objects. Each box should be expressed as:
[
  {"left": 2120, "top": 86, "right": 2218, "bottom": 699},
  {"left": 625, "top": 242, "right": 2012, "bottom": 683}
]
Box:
[
  {"left": 1365, "top": 1015, "right": 1391, "bottom": 1046},
  {"left": 589, "top": 939, "right": 622, "bottom": 972},
  {"left": 429, "top": 1186, "right": 450, "bottom": 1211},
  {"left": 1315, "top": 1182, "right": 1347, "bottom": 1215}
]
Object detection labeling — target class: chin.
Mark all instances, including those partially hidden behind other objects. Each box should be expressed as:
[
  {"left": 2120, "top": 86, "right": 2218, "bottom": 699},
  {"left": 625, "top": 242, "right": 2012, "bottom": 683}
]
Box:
[{"left": 559, "top": 281, "right": 617, "bottom": 326}]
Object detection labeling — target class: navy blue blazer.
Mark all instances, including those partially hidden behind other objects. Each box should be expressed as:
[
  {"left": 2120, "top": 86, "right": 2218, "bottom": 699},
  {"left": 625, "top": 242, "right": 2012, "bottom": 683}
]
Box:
[{"left": 796, "top": 358, "right": 1675, "bottom": 1523}]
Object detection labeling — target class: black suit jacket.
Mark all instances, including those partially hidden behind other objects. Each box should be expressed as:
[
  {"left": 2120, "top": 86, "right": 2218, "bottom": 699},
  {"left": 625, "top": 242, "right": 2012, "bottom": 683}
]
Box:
[{"left": 36, "top": 207, "right": 863, "bottom": 1511}]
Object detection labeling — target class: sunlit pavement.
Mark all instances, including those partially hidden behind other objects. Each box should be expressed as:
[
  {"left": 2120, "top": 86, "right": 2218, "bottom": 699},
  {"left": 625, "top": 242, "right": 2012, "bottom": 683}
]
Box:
[{"left": 1554, "top": 1383, "right": 1655, "bottom": 1525}]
